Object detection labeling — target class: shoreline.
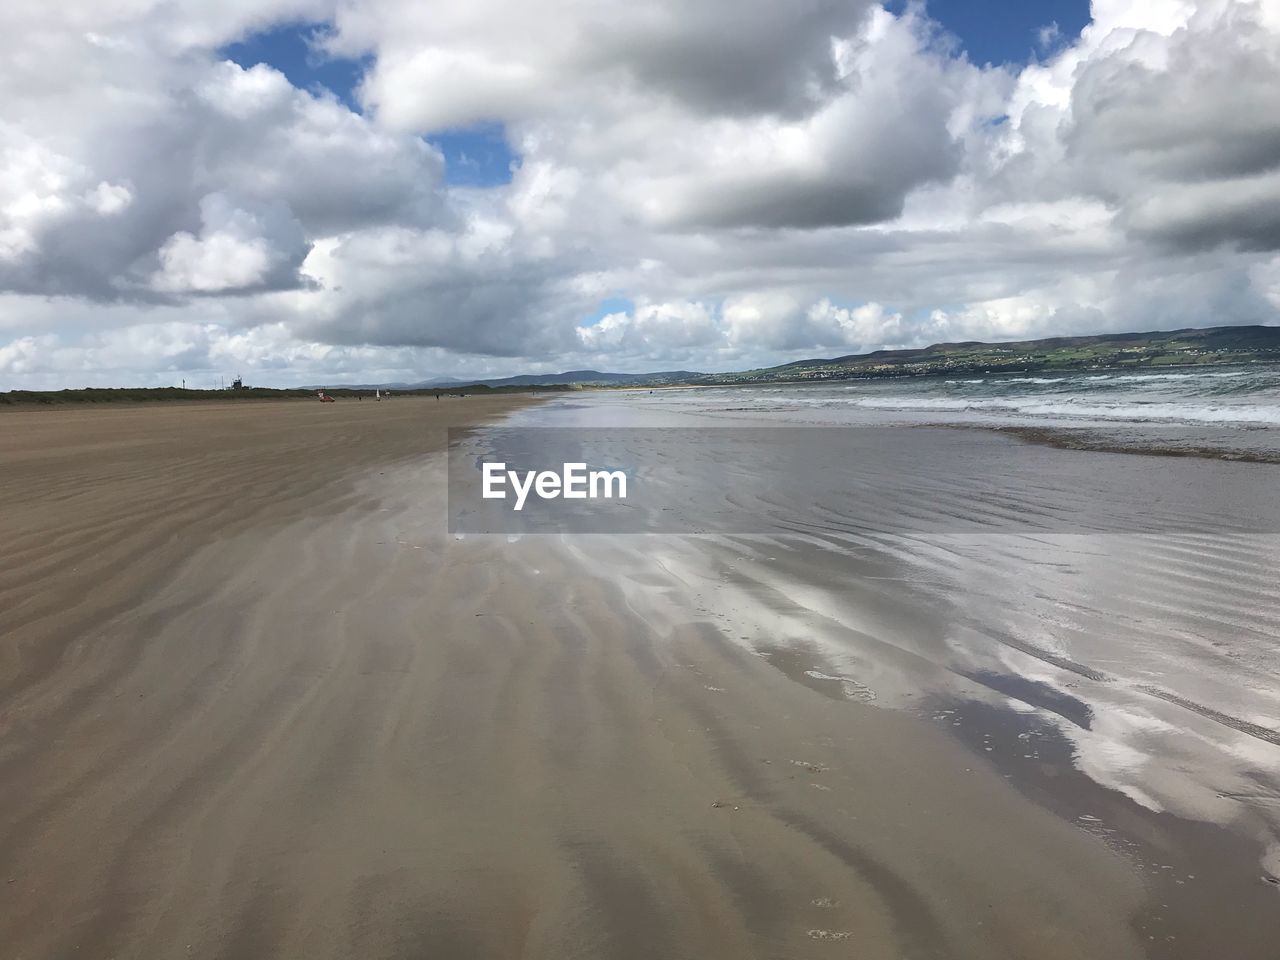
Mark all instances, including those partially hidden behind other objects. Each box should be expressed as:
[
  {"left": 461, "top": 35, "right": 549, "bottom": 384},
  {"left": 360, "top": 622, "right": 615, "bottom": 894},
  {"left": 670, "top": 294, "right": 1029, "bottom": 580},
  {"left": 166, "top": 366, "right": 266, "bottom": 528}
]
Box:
[{"left": 988, "top": 423, "right": 1280, "bottom": 464}]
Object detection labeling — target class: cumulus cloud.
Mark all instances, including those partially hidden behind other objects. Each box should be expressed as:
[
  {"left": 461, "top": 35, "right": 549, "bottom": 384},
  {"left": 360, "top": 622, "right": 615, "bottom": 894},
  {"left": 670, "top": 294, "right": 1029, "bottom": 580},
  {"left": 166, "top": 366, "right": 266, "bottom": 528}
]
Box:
[
  {"left": 1064, "top": 0, "right": 1280, "bottom": 251},
  {"left": 0, "top": 16, "right": 444, "bottom": 302},
  {"left": 986, "top": 0, "right": 1280, "bottom": 257},
  {"left": 194, "top": 61, "right": 446, "bottom": 235},
  {"left": 1, "top": 0, "right": 1278, "bottom": 387},
  {"left": 152, "top": 193, "right": 309, "bottom": 294},
  {"left": 574, "top": 295, "right": 907, "bottom": 365},
  {"left": 614, "top": 9, "right": 984, "bottom": 230},
  {"left": 576, "top": 301, "right": 720, "bottom": 354},
  {"left": 0, "top": 126, "right": 138, "bottom": 293},
  {"left": 336, "top": 0, "right": 878, "bottom": 129}
]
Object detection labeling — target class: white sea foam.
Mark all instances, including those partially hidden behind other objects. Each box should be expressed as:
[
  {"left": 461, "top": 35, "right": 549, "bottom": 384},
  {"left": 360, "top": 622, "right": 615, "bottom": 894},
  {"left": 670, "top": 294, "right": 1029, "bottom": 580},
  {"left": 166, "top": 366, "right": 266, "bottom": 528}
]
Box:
[{"left": 844, "top": 396, "right": 1280, "bottom": 424}]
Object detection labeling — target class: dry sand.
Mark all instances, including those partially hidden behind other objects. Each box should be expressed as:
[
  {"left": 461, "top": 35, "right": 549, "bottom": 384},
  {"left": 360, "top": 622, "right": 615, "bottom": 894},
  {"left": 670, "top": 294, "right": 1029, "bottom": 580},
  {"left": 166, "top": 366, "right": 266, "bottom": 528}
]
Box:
[{"left": 0, "top": 398, "right": 1186, "bottom": 959}]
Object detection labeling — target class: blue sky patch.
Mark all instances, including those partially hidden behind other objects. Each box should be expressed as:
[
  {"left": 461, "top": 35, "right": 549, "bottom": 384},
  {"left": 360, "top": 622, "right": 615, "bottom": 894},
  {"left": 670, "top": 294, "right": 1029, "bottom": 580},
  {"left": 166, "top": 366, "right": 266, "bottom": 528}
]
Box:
[
  {"left": 893, "top": 0, "right": 1090, "bottom": 66},
  {"left": 426, "top": 125, "right": 520, "bottom": 188},
  {"left": 221, "top": 22, "right": 366, "bottom": 112},
  {"left": 223, "top": 23, "right": 518, "bottom": 187},
  {"left": 579, "top": 297, "right": 636, "bottom": 327}
]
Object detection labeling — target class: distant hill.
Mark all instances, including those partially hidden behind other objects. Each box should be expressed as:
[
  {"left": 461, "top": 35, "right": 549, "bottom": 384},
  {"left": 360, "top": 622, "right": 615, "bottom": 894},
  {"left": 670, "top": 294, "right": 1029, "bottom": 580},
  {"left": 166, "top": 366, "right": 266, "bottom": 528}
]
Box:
[
  {"left": 424, "top": 325, "right": 1280, "bottom": 390},
  {"left": 706, "top": 324, "right": 1280, "bottom": 385},
  {"left": 9, "top": 325, "right": 1279, "bottom": 404},
  {"left": 306, "top": 326, "right": 1280, "bottom": 393}
]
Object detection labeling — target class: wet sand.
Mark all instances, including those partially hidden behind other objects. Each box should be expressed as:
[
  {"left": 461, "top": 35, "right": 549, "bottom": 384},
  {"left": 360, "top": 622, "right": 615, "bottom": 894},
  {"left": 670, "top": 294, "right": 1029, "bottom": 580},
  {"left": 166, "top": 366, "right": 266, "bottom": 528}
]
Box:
[{"left": 0, "top": 398, "right": 1263, "bottom": 958}]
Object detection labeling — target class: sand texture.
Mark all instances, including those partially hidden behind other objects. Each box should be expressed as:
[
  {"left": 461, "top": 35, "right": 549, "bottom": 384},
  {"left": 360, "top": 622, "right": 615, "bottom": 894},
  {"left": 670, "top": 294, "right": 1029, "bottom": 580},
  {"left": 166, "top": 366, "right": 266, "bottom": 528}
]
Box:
[{"left": 0, "top": 398, "right": 1252, "bottom": 959}]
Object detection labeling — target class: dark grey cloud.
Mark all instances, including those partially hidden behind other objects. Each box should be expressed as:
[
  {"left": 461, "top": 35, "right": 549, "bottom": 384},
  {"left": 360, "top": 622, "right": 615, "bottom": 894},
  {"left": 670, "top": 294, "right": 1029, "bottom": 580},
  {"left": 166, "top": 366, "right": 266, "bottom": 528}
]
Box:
[
  {"left": 589, "top": 0, "right": 876, "bottom": 118},
  {"left": 1124, "top": 185, "right": 1280, "bottom": 253},
  {"left": 673, "top": 175, "right": 907, "bottom": 229},
  {"left": 1065, "top": 2, "right": 1280, "bottom": 252},
  {"left": 306, "top": 272, "right": 573, "bottom": 356},
  {"left": 293, "top": 221, "right": 589, "bottom": 357}
]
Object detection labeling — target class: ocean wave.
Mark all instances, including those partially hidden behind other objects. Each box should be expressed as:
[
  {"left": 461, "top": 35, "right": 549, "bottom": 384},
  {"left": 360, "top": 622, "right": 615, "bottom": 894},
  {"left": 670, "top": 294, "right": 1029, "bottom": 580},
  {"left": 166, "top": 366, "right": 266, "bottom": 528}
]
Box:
[
  {"left": 1087, "top": 370, "right": 1253, "bottom": 383},
  {"left": 846, "top": 396, "right": 1280, "bottom": 425}
]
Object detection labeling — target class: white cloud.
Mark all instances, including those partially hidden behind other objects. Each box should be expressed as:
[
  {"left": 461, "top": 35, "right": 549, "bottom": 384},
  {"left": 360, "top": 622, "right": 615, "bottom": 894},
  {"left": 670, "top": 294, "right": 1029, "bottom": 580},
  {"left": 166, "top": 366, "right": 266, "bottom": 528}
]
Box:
[
  {"left": 85, "top": 182, "right": 134, "bottom": 216},
  {"left": 574, "top": 295, "right": 904, "bottom": 363},
  {"left": 1063, "top": 0, "right": 1280, "bottom": 251},
  {"left": 0, "top": 37, "right": 444, "bottom": 300},
  {"left": 0, "top": 128, "right": 111, "bottom": 262},
  {"left": 808, "top": 300, "right": 906, "bottom": 349},
  {"left": 152, "top": 193, "right": 309, "bottom": 294},
  {"left": 0, "top": 0, "right": 1278, "bottom": 387},
  {"left": 1038, "top": 22, "right": 1062, "bottom": 49},
  {"left": 576, "top": 301, "right": 719, "bottom": 353}
]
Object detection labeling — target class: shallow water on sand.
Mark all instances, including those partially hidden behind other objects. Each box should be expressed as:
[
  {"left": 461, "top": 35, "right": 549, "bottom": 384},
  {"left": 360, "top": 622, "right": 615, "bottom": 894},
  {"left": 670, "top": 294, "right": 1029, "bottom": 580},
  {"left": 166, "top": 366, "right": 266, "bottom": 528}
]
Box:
[{"left": 468, "top": 386, "right": 1280, "bottom": 955}]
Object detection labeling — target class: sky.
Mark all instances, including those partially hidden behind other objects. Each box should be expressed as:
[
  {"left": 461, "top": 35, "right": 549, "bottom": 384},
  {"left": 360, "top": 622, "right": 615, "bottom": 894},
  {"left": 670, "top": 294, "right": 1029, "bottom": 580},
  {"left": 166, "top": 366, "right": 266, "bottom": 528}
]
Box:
[{"left": 2, "top": 1, "right": 1279, "bottom": 388}]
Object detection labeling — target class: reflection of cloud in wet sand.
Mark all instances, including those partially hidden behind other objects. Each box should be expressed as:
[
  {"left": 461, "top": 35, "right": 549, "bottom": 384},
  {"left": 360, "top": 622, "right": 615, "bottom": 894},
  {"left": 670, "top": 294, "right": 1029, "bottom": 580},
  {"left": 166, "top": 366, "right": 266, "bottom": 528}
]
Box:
[{"left": 515, "top": 399, "right": 1280, "bottom": 954}]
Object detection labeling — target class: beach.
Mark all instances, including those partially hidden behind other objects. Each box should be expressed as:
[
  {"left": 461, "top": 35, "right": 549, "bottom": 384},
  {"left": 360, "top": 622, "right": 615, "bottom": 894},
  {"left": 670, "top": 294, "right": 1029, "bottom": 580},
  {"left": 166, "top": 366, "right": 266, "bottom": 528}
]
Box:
[{"left": 3, "top": 392, "right": 1278, "bottom": 959}]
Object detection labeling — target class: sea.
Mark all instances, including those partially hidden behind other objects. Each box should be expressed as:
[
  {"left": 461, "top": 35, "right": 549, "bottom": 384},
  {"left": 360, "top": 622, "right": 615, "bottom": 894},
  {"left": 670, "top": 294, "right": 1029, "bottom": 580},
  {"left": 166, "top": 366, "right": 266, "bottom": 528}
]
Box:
[
  {"left": 710, "top": 363, "right": 1280, "bottom": 428},
  {"left": 540, "top": 363, "right": 1280, "bottom": 459}
]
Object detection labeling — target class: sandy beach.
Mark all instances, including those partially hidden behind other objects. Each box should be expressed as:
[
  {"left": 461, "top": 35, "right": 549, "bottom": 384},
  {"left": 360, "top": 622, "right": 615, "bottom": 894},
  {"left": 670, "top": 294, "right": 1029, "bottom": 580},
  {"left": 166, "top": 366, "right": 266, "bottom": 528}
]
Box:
[{"left": 2, "top": 396, "right": 1275, "bottom": 959}]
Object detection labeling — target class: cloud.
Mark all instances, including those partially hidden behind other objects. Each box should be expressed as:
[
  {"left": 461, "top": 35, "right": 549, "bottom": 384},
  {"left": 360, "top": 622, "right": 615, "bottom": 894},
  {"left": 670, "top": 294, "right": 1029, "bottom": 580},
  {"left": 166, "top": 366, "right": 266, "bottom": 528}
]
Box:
[
  {"left": 0, "top": 28, "right": 444, "bottom": 302},
  {"left": 624, "top": 10, "right": 981, "bottom": 230},
  {"left": 0, "top": 125, "right": 138, "bottom": 294},
  {"left": 151, "top": 193, "right": 309, "bottom": 294},
  {"left": 992, "top": 0, "right": 1280, "bottom": 255},
  {"left": 1, "top": 0, "right": 1278, "bottom": 387},
  {"left": 194, "top": 61, "right": 446, "bottom": 235},
  {"left": 574, "top": 295, "right": 905, "bottom": 361},
  {"left": 1038, "top": 22, "right": 1062, "bottom": 49},
  {"left": 337, "top": 0, "right": 878, "bottom": 130},
  {"left": 471, "top": 7, "right": 1000, "bottom": 234},
  {"left": 1065, "top": 1, "right": 1280, "bottom": 251},
  {"left": 576, "top": 301, "right": 719, "bottom": 353}
]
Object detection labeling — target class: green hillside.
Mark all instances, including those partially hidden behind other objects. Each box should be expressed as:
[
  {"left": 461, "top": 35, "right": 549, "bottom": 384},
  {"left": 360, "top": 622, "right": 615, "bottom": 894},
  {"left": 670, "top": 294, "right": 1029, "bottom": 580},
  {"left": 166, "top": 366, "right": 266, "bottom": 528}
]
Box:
[{"left": 704, "top": 325, "right": 1280, "bottom": 384}]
